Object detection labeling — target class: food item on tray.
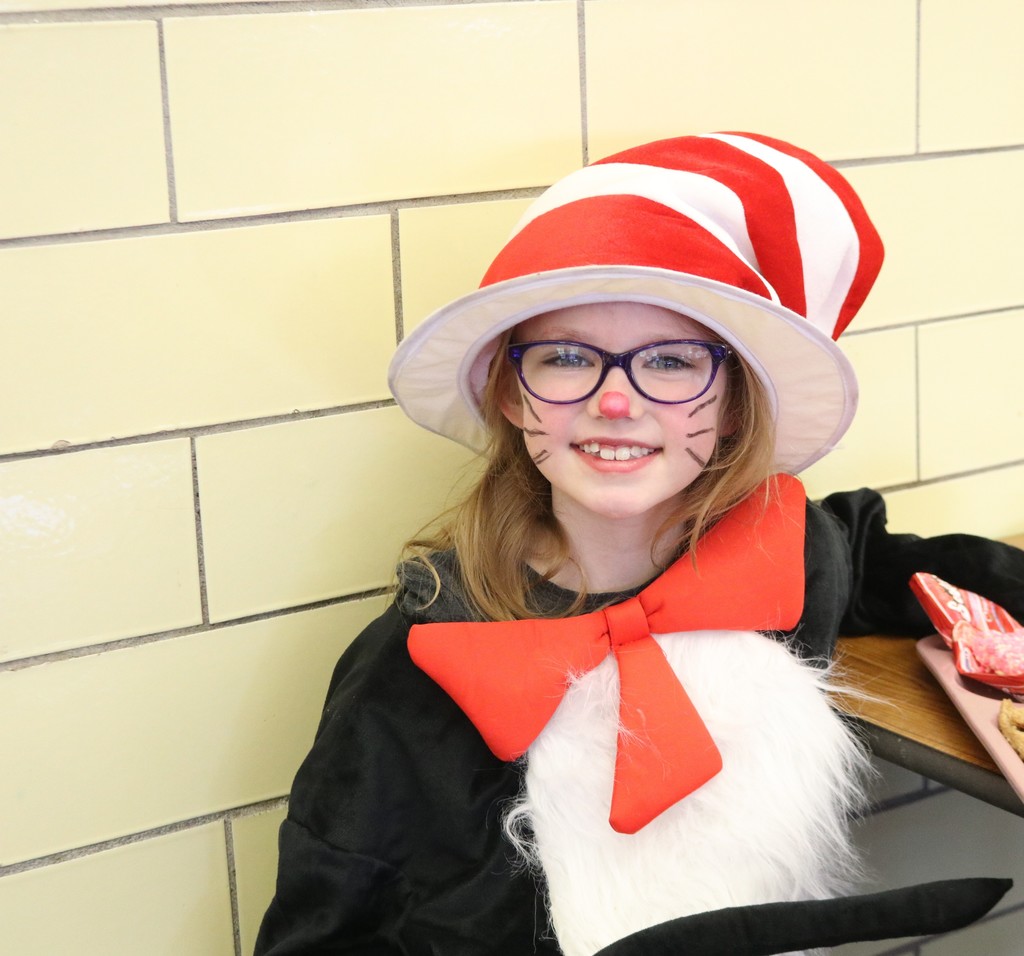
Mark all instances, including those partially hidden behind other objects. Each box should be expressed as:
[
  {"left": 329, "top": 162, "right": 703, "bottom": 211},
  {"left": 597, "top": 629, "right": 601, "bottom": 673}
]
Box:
[
  {"left": 909, "top": 572, "right": 1022, "bottom": 646},
  {"left": 997, "top": 699, "right": 1024, "bottom": 761},
  {"left": 949, "top": 620, "right": 1024, "bottom": 699},
  {"left": 910, "top": 573, "right": 1024, "bottom": 699},
  {"left": 959, "top": 624, "right": 1024, "bottom": 678}
]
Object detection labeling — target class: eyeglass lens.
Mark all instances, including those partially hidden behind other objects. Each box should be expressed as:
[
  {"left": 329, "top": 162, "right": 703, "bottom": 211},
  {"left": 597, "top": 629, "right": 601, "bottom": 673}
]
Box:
[{"left": 516, "top": 341, "right": 720, "bottom": 404}]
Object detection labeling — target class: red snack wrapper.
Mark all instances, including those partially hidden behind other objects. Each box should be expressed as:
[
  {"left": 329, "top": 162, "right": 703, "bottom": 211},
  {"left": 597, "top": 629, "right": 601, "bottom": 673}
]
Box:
[
  {"left": 910, "top": 572, "right": 1024, "bottom": 701},
  {"left": 909, "top": 572, "right": 1021, "bottom": 646}
]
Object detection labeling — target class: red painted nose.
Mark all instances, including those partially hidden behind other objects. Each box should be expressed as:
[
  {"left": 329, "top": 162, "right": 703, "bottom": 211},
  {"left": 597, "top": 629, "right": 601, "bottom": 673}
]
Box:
[{"left": 599, "top": 391, "right": 631, "bottom": 419}]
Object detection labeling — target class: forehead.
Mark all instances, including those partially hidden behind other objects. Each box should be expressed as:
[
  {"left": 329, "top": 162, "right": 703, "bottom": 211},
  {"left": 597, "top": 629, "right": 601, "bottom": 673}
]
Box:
[{"left": 515, "top": 301, "right": 714, "bottom": 343}]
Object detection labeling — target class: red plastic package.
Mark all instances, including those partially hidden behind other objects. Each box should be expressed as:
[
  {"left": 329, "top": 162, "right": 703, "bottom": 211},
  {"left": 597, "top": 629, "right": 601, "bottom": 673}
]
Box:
[{"left": 910, "top": 572, "right": 1024, "bottom": 700}]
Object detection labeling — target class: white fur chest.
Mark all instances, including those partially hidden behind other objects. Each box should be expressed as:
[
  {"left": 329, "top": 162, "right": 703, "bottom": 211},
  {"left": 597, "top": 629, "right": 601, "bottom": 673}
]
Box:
[{"left": 515, "top": 630, "right": 868, "bottom": 956}]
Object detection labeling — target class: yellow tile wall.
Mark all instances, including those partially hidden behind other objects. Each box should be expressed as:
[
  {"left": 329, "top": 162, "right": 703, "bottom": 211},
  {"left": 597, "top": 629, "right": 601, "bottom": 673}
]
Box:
[
  {"left": 0, "top": 21, "right": 169, "bottom": 239},
  {"left": 0, "top": 441, "right": 200, "bottom": 663},
  {"left": 843, "top": 153, "right": 1024, "bottom": 329},
  {"left": 1, "top": 1, "right": 1021, "bottom": 953},
  {"left": 232, "top": 807, "right": 288, "bottom": 956},
  {"left": 919, "top": 0, "right": 1024, "bottom": 151},
  {"left": 196, "top": 408, "right": 478, "bottom": 622},
  {"left": 0, "top": 598, "right": 383, "bottom": 865},
  {"left": 585, "top": 0, "right": 917, "bottom": 161},
  {"left": 0, "top": 826, "right": 235, "bottom": 956},
  {"left": 918, "top": 309, "right": 1024, "bottom": 480},
  {"left": 0, "top": 216, "right": 395, "bottom": 455},
  {"left": 163, "top": 4, "right": 582, "bottom": 220},
  {"left": 399, "top": 198, "right": 532, "bottom": 332},
  {"left": 801, "top": 327, "right": 918, "bottom": 500}
]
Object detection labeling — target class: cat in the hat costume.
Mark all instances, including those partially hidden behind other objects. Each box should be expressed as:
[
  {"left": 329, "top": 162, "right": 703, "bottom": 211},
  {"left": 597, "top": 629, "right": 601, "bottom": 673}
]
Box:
[{"left": 256, "top": 134, "right": 1022, "bottom": 955}]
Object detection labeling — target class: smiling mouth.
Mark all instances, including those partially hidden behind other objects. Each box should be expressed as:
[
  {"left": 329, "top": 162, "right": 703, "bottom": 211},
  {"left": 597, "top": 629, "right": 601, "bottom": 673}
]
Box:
[{"left": 576, "top": 442, "right": 658, "bottom": 461}]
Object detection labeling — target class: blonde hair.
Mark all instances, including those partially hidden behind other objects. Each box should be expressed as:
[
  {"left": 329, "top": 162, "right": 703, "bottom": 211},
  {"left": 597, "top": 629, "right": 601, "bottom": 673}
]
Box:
[{"left": 402, "top": 324, "right": 777, "bottom": 621}]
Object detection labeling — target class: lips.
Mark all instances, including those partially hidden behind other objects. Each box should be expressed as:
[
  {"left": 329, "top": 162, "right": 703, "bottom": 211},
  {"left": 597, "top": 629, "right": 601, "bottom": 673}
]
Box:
[{"left": 576, "top": 441, "right": 658, "bottom": 461}]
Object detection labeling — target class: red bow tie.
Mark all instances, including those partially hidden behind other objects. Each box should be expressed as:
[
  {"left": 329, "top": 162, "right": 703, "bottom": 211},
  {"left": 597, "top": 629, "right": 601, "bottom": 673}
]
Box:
[{"left": 408, "top": 475, "right": 806, "bottom": 833}]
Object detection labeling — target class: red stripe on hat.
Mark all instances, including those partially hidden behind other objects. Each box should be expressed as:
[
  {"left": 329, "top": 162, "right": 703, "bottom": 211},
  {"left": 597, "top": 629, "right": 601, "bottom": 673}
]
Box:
[
  {"left": 480, "top": 194, "right": 773, "bottom": 301},
  {"left": 731, "top": 132, "right": 884, "bottom": 339},
  {"left": 592, "top": 137, "right": 807, "bottom": 319}
]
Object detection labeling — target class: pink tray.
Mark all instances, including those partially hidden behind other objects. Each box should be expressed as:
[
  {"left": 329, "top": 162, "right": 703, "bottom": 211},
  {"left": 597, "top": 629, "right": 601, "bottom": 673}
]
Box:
[{"left": 917, "top": 633, "right": 1024, "bottom": 808}]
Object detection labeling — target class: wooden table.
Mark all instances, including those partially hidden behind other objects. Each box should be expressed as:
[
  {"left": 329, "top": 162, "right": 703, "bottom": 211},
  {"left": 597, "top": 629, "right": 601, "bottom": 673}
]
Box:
[{"left": 832, "top": 533, "right": 1024, "bottom": 817}]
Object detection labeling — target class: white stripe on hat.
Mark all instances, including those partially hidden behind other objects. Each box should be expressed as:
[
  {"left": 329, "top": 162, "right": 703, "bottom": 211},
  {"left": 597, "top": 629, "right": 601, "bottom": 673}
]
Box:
[
  {"left": 703, "top": 133, "right": 860, "bottom": 335},
  {"left": 508, "top": 162, "right": 781, "bottom": 305}
]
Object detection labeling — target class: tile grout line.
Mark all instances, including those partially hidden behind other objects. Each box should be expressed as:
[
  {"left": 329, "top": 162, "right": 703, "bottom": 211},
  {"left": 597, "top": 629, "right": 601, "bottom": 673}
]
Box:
[
  {"left": 915, "top": 0, "right": 922, "bottom": 155},
  {"left": 156, "top": 17, "right": 179, "bottom": 223},
  {"left": 0, "top": 586, "right": 392, "bottom": 673},
  {"left": 191, "top": 437, "right": 211, "bottom": 626},
  {"left": 390, "top": 209, "right": 405, "bottom": 344},
  {"left": 0, "top": 186, "right": 550, "bottom": 250},
  {"left": 576, "top": 0, "right": 588, "bottom": 167},
  {"left": 841, "top": 303, "right": 1024, "bottom": 339},
  {"left": 853, "top": 455, "right": 1024, "bottom": 497},
  {"left": 3, "top": 308, "right": 1020, "bottom": 465},
  {"left": 224, "top": 818, "right": 244, "bottom": 956},
  {"left": 0, "top": 796, "right": 289, "bottom": 879},
  {"left": 3, "top": 144, "right": 1022, "bottom": 251},
  {"left": 0, "top": 398, "right": 399, "bottom": 466},
  {"left": 830, "top": 141, "right": 1023, "bottom": 169},
  {"left": 0, "top": 0, "right": 563, "bottom": 27}
]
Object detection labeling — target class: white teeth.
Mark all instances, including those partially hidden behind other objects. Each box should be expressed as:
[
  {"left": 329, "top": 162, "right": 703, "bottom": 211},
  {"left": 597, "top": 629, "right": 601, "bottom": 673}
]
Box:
[{"left": 579, "top": 442, "right": 654, "bottom": 460}]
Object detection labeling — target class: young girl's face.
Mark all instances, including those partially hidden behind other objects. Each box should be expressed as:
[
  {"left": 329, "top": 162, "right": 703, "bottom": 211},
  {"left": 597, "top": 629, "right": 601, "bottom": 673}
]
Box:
[{"left": 500, "top": 301, "right": 730, "bottom": 541}]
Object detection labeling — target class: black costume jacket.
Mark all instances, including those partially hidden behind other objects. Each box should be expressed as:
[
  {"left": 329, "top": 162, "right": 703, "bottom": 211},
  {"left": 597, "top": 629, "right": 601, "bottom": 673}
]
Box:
[{"left": 255, "top": 489, "right": 1024, "bottom": 955}]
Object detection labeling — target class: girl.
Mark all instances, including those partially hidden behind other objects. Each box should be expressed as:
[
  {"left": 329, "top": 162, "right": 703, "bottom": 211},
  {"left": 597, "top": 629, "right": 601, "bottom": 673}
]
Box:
[{"left": 256, "top": 133, "right": 1020, "bottom": 955}]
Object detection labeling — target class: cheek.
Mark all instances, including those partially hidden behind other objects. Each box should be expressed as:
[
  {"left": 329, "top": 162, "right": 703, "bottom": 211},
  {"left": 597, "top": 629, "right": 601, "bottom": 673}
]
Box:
[
  {"left": 679, "top": 394, "right": 725, "bottom": 445},
  {"left": 515, "top": 392, "right": 559, "bottom": 466}
]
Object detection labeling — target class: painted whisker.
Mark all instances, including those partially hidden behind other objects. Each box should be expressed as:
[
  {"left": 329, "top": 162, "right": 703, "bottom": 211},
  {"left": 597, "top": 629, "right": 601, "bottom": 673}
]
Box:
[
  {"left": 687, "top": 394, "right": 718, "bottom": 417},
  {"left": 685, "top": 447, "right": 708, "bottom": 466}
]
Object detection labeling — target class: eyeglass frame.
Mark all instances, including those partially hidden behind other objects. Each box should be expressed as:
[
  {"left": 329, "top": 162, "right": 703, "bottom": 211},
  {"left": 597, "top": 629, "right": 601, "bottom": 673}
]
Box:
[{"left": 505, "top": 339, "right": 733, "bottom": 406}]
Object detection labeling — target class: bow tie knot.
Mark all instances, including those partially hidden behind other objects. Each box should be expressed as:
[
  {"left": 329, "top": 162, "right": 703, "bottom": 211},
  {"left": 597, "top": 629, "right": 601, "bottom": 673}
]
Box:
[
  {"left": 605, "top": 597, "right": 650, "bottom": 650},
  {"left": 409, "top": 475, "right": 807, "bottom": 833}
]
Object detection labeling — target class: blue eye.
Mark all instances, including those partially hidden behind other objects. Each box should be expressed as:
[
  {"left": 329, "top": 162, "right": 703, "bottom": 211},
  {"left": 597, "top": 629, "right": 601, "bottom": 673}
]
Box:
[
  {"left": 639, "top": 346, "right": 706, "bottom": 374},
  {"left": 542, "top": 347, "right": 595, "bottom": 369},
  {"left": 645, "top": 354, "right": 691, "bottom": 371}
]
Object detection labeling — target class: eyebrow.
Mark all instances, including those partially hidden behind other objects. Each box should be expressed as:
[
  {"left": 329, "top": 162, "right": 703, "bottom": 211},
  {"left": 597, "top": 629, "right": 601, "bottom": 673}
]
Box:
[{"left": 523, "top": 330, "right": 723, "bottom": 346}]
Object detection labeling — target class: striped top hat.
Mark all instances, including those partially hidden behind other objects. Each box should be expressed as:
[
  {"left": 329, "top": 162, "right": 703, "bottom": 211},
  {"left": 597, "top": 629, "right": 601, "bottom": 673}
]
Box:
[{"left": 388, "top": 132, "right": 883, "bottom": 473}]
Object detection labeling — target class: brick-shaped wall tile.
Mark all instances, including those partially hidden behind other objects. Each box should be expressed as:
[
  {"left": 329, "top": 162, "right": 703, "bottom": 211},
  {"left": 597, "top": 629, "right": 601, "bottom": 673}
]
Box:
[
  {"left": 0, "top": 597, "right": 383, "bottom": 865},
  {"left": 164, "top": 4, "right": 581, "bottom": 221},
  {"left": 6, "top": 0, "right": 271, "bottom": 9},
  {"left": 0, "top": 441, "right": 200, "bottom": 663},
  {"left": 801, "top": 327, "right": 918, "bottom": 500},
  {"left": 0, "top": 216, "right": 394, "bottom": 455},
  {"left": 881, "top": 463, "right": 1024, "bottom": 539},
  {"left": 0, "top": 825, "right": 234, "bottom": 956},
  {"left": 920, "top": 0, "right": 1024, "bottom": 151},
  {"left": 918, "top": 310, "right": 1024, "bottom": 480},
  {"left": 585, "top": 0, "right": 916, "bottom": 162},
  {"left": 233, "top": 806, "right": 287, "bottom": 956},
  {"left": 196, "top": 407, "right": 479, "bottom": 622},
  {"left": 399, "top": 199, "right": 532, "bottom": 333},
  {"left": 844, "top": 154, "right": 1024, "bottom": 329},
  {"left": 0, "top": 21, "right": 168, "bottom": 239}
]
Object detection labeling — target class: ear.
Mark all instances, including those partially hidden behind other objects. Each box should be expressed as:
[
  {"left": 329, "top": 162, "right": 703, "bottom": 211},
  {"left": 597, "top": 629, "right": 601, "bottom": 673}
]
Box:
[
  {"left": 499, "top": 391, "right": 525, "bottom": 428},
  {"left": 719, "top": 407, "right": 739, "bottom": 437}
]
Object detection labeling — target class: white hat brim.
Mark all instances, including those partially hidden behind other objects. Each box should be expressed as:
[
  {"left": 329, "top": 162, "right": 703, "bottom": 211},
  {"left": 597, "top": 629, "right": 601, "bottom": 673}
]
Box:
[{"left": 388, "top": 265, "right": 857, "bottom": 475}]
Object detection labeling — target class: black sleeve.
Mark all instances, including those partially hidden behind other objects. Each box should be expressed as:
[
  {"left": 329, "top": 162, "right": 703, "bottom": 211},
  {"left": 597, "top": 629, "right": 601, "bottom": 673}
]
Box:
[
  {"left": 779, "top": 500, "right": 854, "bottom": 664},
  {"left": 254, "top": 603, "right": 554, "bottom": 956},
  {"left": 819, "top": 487, "right": 1024, "bottom": 636}
]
